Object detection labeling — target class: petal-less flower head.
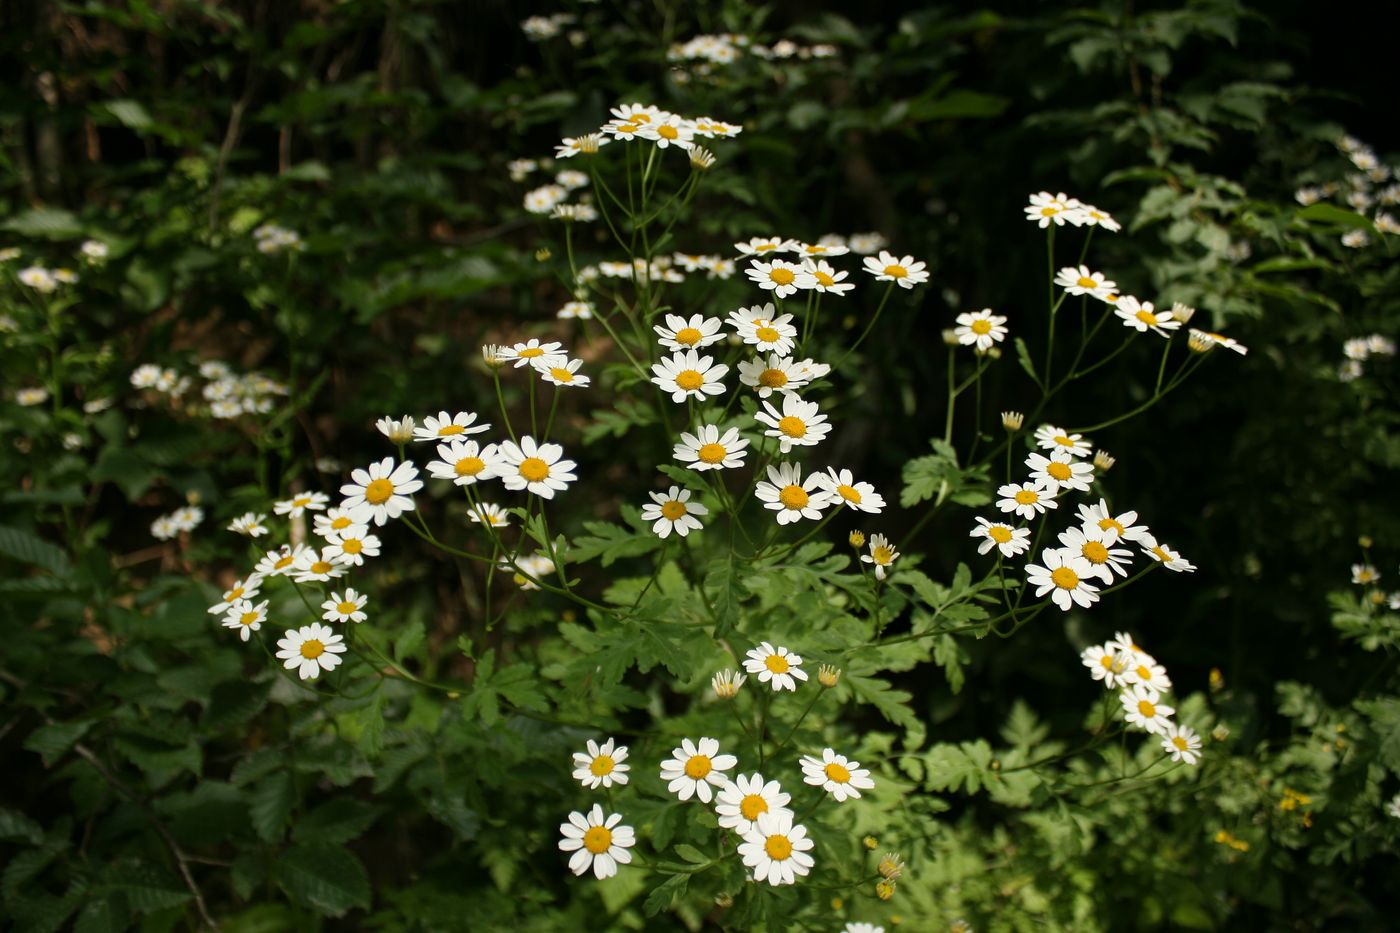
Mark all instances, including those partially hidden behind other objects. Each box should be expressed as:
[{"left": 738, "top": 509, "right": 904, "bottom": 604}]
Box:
[
  {"left": 1120, "top": 683, "right": 1175, "bottom": 734},
  {"left": 970, "top": 517, "right": 1032, "bottom": 558},
  {"left": 340, "top": 458, "right": 423, "bottom": 525},
  {"left": 427, "top": 439, "right": 502, "bottom": 487},
  {"left": 468, "top": 502, "right": 511, "bottom": 527},
  {"left": 674, "top": 424, "right": 749, "bottom": 471},
  {"left": 208, "top": 574, "right": 264, "bottom": 615},
  {"left": 500, "top": 339, "right": 566, "bottom": 369},
  {"left": 737, "top": 354, "right": 811, "bottom": 398},
  {"left": 275, "top": 623, "right": 347, "bottom": 680},
  {"left": 1056, "top": 525, "right": 1131, "bottom": 583},
  {"left": 745, "top": 258, "right": 806, "bottom": 299},
  {"left": 996, "top": 481, "right": 1057, "bottom": 520},
  {"left": 413, "top": 410, "right": 489, "bottom": 443},
  {"left": 712, "top": 669, "right": 747, "bottom": 699},
  {"left": 801, "top": 747, "right": 876, "bottom": 802},
  {"left": 1024, "top": 191, "right": 1078, "bottom": 228},
  {"left": 534, "top": 356, "right": 591, "bottom": 388},
  {"left": 1160, "top": 723, "right": 1202, "bottom": 764},
  {"left": 273, "top": 491, "right": 329, "bottom": 518},
  {"left": 861, "top": 250, "right": 929, "bottom": 288},
  {"left": 640, "top": 485, "right": 709, "bottom": 538},
  {"left": 1054, "top": 265, "right": 1117, "bottom": 300},
  {"left": 795, "top": 258, "right": 855, "bottom": 296},
  {"left": 650, "top": 349, "right": 728, "bottom": 403},
  {"left": 659, "top": 737, "right": 737, "bottom": 802},
  {"left": 862, "top": 534, "right": 900, "bottom": 580},
  {"left": 753, "top": 394, "right": 831, "bottom": 453},
  {"left": 1033, "top": 424, "right": 1093, "bottom": 458},
  {"left": 735, "top": 236, "right": 800, "bottom": 257},
  {"left": 816, "top": 467, "right": 885, "bottom": 514},
  {"left": 571, "top": 738, "right": 630, "bottom": 790},
  {"left": 558, "top": 804, "right": 635, "bottom": 879},
  {"left": 1139, "top": 536, "right": 1196, "bottom": 572},
  {"left": 376, "top": 415, "right": 417, "bottom": 443},
  {"left": 221, "top": 599, "right": 267, "bottom": 642},
  {"left": 322, "top": 528, "right": 381, "bottom": 567},
  {"left": 495, "top": 435, "right": 578, "bottom": 499},
  {"left": 654, "top": 313, "right": 726, "bottom": 351},
  {"left": 716, "top": 773, "right": 792, "bottom": 835},
  {"left": 1081, "top": 642, "right": 1131, "bottom": 687},
  {"left": 1076, "top": 498, "right": 1151, "bottom": 543},
  {"left": 228, "top": 512, "right": 269, "bottom": 538},
  {"left": 754, "top": 462, "right": 834, "bottom": 524},
  {"left": 953, "top": 309, "right": 1008, "bottom": 351},
  {"left": 321, "top": 588, "right": 369, "bottom": 624},
  {"left": 1115, "top": 296, "right": 1181, "bottom": 338},
  {"left": 737, "top": 810, "right": 815, "bottom": 886},
  {"left": 728, "top": 304, "right": 798, "bottom": 355},
  {"left": 1025, "top": 450, "right": 1095, "bottom": 495},
  {"left": 743, "top": 641, "right": 808, "bottom": 691},
  {"left": 1025, "top": 547, "right": 1101, "bottom": 611}
]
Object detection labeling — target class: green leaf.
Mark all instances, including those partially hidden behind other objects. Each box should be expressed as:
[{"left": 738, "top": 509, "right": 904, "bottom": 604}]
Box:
[
  {"left": 674, "top": 844, "right": 708, "bottom": 864},
  {"left": 0, "top": 808, "right": 45, "bottom": 845},
  {"left": 2, "top": 207, "right": 83, "bottom": 239},
  {"left": 643, "top": 873, "right": 689, "bottom": 917},
  {"left": 1014, "top": 337, "right": 1038, "bottom": 383},
  {"left": 569, "top": 520, "right": 659, "bottom": 567},
  {"left": 250, "top": 772, "right": 295, "bottom": 843},
  {"left": 704, "top": 557, "right": 744, "bottom": 635},
  {"left": 934, "top": 633, "right": 968, "bottom": 694},
  {"left": 97, "top": 99, "right": 153, "bottom": 130},
  {"left": 0, "top": 525, "right": 72, "bottom": 577},
  {"left": 23, "top": 720, "right": 93, "bottom": 766},
  {"left": 275, "top": 844, "right": 371, "bottom": 917},
  {"left": 293, "top": 798, "right": 378, "bottom": 846},
  {"left": 73, "top": 896, "right": 126, "bottom": 933},
  {"left": 923, "top": 740, "right": 994, "bottom": 793},
  {"left": 106, "top": 861, "right": 192, "bottom": 912},
  {"left": 1297, "top": 203, "right": 1374, "bottom": 229}
]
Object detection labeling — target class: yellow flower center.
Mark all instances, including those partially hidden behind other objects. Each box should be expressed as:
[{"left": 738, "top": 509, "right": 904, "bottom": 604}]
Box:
[
  {"left": 1138, "top": 699, "right": 1157, "bottom": 718},
  {"left": 519, "top": 347, "right": 545, "bottom": 358},
  {"left": 764, "top": 653, "right": 790, "bottom": 673},
  {"left": 615, "top": 123, "right": 639, "bottom": 134},
  {"left": 518, "top": 457, "right": 550, "bottom": 483},
  {"left": 988, "top": 525, "right": 1013, "bottom": 543},
  {"left": 1098, "top": 517, "right": 1125, "bottom": 535},
  {"left": 590, "top": 755, "right": 615, "bottom": 776},
  {"left": 274, "top": 555, "right": 295, "bottom": 570},
  {"left": 813, "top": 270, "right": 835, "bottom": 287},
  {"left": 660, "top": 500, "right": 688, "bottom": 521},
  {"left": 1014, "top": 489, "right": 1039, "bottom": 505},
  {"left": 300, "top": 639, "right": 325, "bottom": 659},
  {"left": 872, "top": 545, "right": 894, "bottom": 564},
  {"left": 883, "top": 264, "right": 908, "bottom": 278},
  {"left": 825, "top": 762, "right": 852, "bottom": 783},
  {"left": 310, "top": 561, "right": 333, "bottom": 575},
  {"left": 658, "top": 124, "right": 678, "bottom": 140},
  {"left": 331, "top": 516, "right": 352, "bottom": 530},
  {"left": 697, "top": 443, "right": 727, "bottom": 464},
  {"left": 837, "top": 484, "right": 861, "bottom": 504},
  {"left": 765, "top": 835, "right": 793, "bottom": 860},
  {"left": 740, "top": 794, "right": 769, "bottom": 821},
  {"left": 684, "top": 755, "right": 712, "bottom": 779},
  {"left": 1135, "top": 309, "right": 1157, "bottom": 325},
  {"left": 1135, "top": 665, "right": 1153, "bottom": 681},
  {"left": 549, "top": 367, "right": 574, "bottom": 383},
  {"left": 754, "top": 243, "right": 778, "bottom": 252},
  {"left": 1099, "top": 654, "right": 1115, "bottom": 670},
  {"left": 1054, "top": 434, "right": 1074, "bottom": 446},
  {"left": 336, "top": 600, "right": 358, "bottom": 615},
  {"left": 758, "top": 369, "right": 787, "bottom": 388},
  {"left": 778, "top": 485, "right": 809, "bottom": 510},
  {"left": 1040, "top": 206, "right": 1059, "bottom": 217},
  {"left": 455, "top": 456, "right": 486, "bottom": 477},
  {"left": 1050, "top": 566, "right": 1080, "bottom": 589},
  {"left": 776, "top": 415, "right": 806, "bottom": 438},
  {"left": 769, "top": 267, "right": 795, "bottom": 286},
  {"left": 1172, "top": 736, "right": 1189, "bottom": 751},
  {"left": 1047, "top": 462, "right": 1072, "bottom": 481},
  {"left": 225, "top": 587, "right": 244, "bottom": 602},
  {"left": 754, "top": 325, "right": 780, "bottom": 343},
  {"left": 342, "top": 539, "right": 364, "bottom": 555},
  {"left": 364, "top": 478, "right": 395, "bottom": 504},
  {"left": 437, "top": 424, "right": 465, "bottom": 436},
  {"left": 675, "top": 369, "right": 704, "bottom": 391},
  {"left": 1152, "top": 546, "right": 1172, "bottom": 562},
  {"left": 1077, "top": 275, "right": 1097, "bottom": 289},
  {"left": 582, "top": 826, "right": 613, "bottom": 854},
  {"left": 239, "top": 611, "right": 259, "bottom": 626},
  {"left": 1082, "top": 542, "right": 1109, "bottom": 563},
  {"left": 292, "top": 496, "right": 311, "bottom": 508},
  {"left": 675, "top": 327, "right": 702, "bottom": 345}
]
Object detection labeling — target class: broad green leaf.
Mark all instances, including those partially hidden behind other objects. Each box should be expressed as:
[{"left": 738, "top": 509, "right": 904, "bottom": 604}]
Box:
[
  {"left": 0, "top": 525, "right": 72, "bottom": 577},
  {"left": 250, "top": 772, "right": 295, "bottom": 843},
  {"left": 275, "top": 844, "right": 371, "bottom": 917}
]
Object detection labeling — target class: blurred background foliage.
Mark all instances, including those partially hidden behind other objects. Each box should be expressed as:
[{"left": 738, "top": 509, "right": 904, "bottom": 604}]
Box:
[{"left": 1, "top": 0, "right": 1397, "bottom": 930}]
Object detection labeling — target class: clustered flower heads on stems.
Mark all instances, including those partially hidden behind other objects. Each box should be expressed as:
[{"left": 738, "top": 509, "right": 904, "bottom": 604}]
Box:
[{"left": 1080, "top": 631, "right": 1203, "bottom": 765}]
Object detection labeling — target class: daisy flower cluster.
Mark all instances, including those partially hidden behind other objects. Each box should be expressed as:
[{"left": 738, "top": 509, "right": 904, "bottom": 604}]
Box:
[
  {"left": 150, "top": 504, "right": 204, "bottom": 540},
  {"left": 252, "top": 224, "right": 303, "bottom": 254},
  {"left": 516, "top": 162, "right": 598, "bottom": 219},
  {"left": 1023, "top": 191, "right": 1122, "bottom": 231},
  {"left": 975, "top": 423, "right": 1195, "bottom": 612},
  {"left": 1337, "top": 333, "right": 1394, "bottom": 382},
  {"left": 520, "top": 13, "right": 574, "bottom": 41},
  {"left": 1080, "top": 630, "right": 1202, "bottom": 765},
  {"left": 732, "top": 236, "right": 929, "bottom": 297},
  {"left": 665, "top": 33, "right": 838, "bottom": 69},
  {"left": 1294, "top": 134, "right": 1399, "bottom": 248},
  {"left": 14, "top": 263, "right": 79, "bottom": 293},
  {"left": 130, "top": 359, "right": 290, "bottom": 418}
]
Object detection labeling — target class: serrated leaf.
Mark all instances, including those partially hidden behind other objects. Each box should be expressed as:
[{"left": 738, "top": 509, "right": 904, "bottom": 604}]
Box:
[
  {"left": 293, "top": 798, "right": 378, "bottom": 845},
  {"left": 23, "top": 720, "right": 93, "bottom": 766},
  {"left": 275, "top": 844, "right": 371, "bottom": 917},
  {"left": 106, "top": 861, "right": 191, "bottom": 912},
  {"left": 249, "top": 772, "right": 295, "bottom": 843},
  {"left": 643, "top": 873, "right": 688, "bottom": 917},
  {"left": 0, "top": 808, "right": 45, "bottom": 844},
  {"left": 0, "top": 525, "right": 72, "bottom": 577}
]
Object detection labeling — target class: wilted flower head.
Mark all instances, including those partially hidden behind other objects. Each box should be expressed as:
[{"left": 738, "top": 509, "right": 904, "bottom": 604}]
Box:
[{"left": 712, "top": 669, "right": 746, "bottom": 699}]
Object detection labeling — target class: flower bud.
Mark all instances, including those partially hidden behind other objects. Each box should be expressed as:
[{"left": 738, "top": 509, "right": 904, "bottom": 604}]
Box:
[
  {"left": 875, "top": 879, "right": 896, "bottom": 901},
  {"left": 1001, "top": 411, "right": 1024, "bottom": 431},
  {"left": 818, "top": 664, "right": 841, "bottom": 688},
  {"left": 712, "top": 669, "right": 746, "bottom": 699},
  {"left": 849, "top": 530, "right": 866, "bottom": 550},
  {"left": 1092, "top": 449, "right": 1116, "bottom": 471}
]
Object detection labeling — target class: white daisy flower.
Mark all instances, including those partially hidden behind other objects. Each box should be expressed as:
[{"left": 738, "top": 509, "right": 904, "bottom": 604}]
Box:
[
  {"left": 738, "top": 811, "right": 814, "bottom": 886},
  {"left": 970, "top": 517, "right": 1032, "bottom": 558},
  {"left": 170, "top": 506, "right": 203, "bottom": 532},
  {"left": 862, "top": 534, "right": 900, "bottom": 580},
  {"left": 1119, "top": 650, "right": 1172, "bottom": 694},
  {"left": 737, "top": 354, "right": 811, "bottom": 398},
  {"left": 996, "top": 482, "right": 1057, "bottom": 520},
  {"left": 1076, "top": 203, "right": 1121, "bottom": 232},
  {"left": 15, "top": 387, "right": 49, "bottom": 406},
  {"left": 1115, "top": 296, "right": 1180, "bottom": 337},
  {"left": 861, "top": 250, "right": 929, "bottom": 288},
  {"left": 1160, "top": 723, "right": 1202, "bottom": 764},
  {"left": 639, "top": 485, "right": 708, "bottom": 538},
  {"left": 293, "top": 547, "right": 349, "bottom": 583},
  {"left": 815, "top": 467, "right": 885, "bottom": 514},
  {"left": 427, "top": 439, "right": 502, "bottom": 487},
  {"left": 712, "top": 669, "right": 746, "bottom": 699},
  {"left": 1076, "top": 499, "right": 1152, "bottom": 543},
  {"left": 637, "top": 113, "right": 695, "bottom": 149},
  {"left": 571, "top": 738, "right": 630, "bottom": 790},
  {"left": 794, "top": 258, "right": 855, "bottom": 296},
  {"left": 558, "top": 804, "right": 635, "bottom": 880},
  {"left": 322, "top": 529, "right": 380, "bottom": 566},
  {"left": 150, "top": 515, "right": 178, "bottom": 541},
  {"left": 847, "top": 232, "right": 888, "bottom": 255},
  {"left": 650, "top": 349, "right": 728, "bottom": 403},
  {"left": 557, "top": 299, "right": 593, "bottom": 320},
  {"left": 413, "top": 410, "right": 489, "bottom": 444},
  {"left": 130, "top": 364, "right": 164, "bottom": 389},
  {"left": 506, "top": 553, "right": 555, "bottom": 590},
  {"left": 523, "top": 183, "right": 567, "bottom": 214},
  {"left": 18, "top": 266, "right": 57, "bottom": 292},
  {"left": 275, "top": 623, "right": 347, "bottom": 680},
  {"left": 1141, "top": 537, "right": 1196, "bottom": 572},
  {"left": 1081, "top": 643, "right": 1131, "bottom": 687},
  {"left": 1352, "top": 564, "right": 1381, "bottom": 585},
  {"left": 273, "top": 491, "right": 329, "bottom": 519},
  {"left": 1025, "top": 548, "right": 1101, "bottom": 610},
  {"left": 1033, "top": 424, "right": 1093, "bottom": 458},
  {"left": 554, "top": 134, "right": 610, "bottom": 159},
  {"left": 846, "top": 925, "right": 886, "bottom": 933},
  {"left": 321, "top": 588, "right": 368, "bottom": 624},
  {"left": 753, "top": 395, "right": 831, "bottom": 453},
  {"left": 654, "top": 313, "right": 726, "bottom": 351},
  {"left": 468, "top": 502, "right": 511, "bottom": 527},
  {"left": 715, "top": 774, "right": 792, "bottom": 835},
  {"left": 1189, "top": 329, "right": 1248, "bottom": 356},
  {"left": 208, "top": 574, "right": 264, "bottom": 615},
  {"left": 674, "top": 425, "right": 749, "bottom": 471},
  {"left": 745, "top": 258, "right": 805, "bottom": 298},
  {"left": 795, "top": 240, "right": 849, "bottom": 258},
  {"left": 500, "top": 339, "right": 565, "bottom": 368},
  {"left": 728, "top": 304, "right": 798, "bottom": 355},
  {"left": 1385, "top": 795, "right": 1400, "bottom": 820},
  {"left": 1056, "top": 525, "right": 1131, "bottom": 583},
  {"left": 1054, "top": 265, "right": 1117, "bottom": 300},
  {"left": 228, "top": 512, "right": 269, "bottom": 538},
  {"left": 743, "top": 642, "right": 808, "bottom": 692},
  {"left": 1120, "top": 684, "right": 1174, "bottom": 735},
  {"left": 1024, "top": 191, "right": 1075, "bottom": 228},
  {"left": 555, "top": 169, "right": 588, "bottom": 190},
  {"left": 375, "top": 415, "right": 416, "bottom": 443},
  {"left": 659, "top": 737, "right": 737, "bottom": 803},
  {"left": 1025, "top": 450, "right": 1095, "bottom": 494},
  {"left": 800, "top": 747, "right": 876, "bottom": 802},
  {"left": 254, "top": 543, "right": 309, "bottom": 577},
  {"left": 340, "top": 458, "right": 423, "bottom": 525},
  {"left": 735, "top": 236, "right": 799, "bottom": 257},
  {"left": 754, "top": 462, "right": 833, "bottom": 524},
  {"left": 495, "top": 435, "right": 578, "bottom": 499},
  {"left": 221, "top": 599, "right": 267, "bottom": 642},
  {"left": 953, "top": 309, "right": 1008, "bottom": 351},
  {"left": 534, "top": 356, "right": 591, "bottom": 388}
]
